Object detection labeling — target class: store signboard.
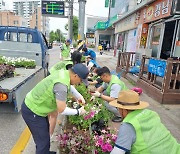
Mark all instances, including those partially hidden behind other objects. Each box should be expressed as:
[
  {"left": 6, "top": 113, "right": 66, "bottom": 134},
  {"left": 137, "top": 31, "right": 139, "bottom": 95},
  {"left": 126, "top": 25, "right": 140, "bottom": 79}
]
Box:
[
  {"left": 95, "top": 21, "right": 106, "bottom": 30},
  {"left": 86, "top": 33, "right": 95, "bottom": 38},
  {"left": 138, "top": 0, "right": 172, "bottom": 23},
  {"left": 42, "top": 1, "right": 65, "bottom": 16}
]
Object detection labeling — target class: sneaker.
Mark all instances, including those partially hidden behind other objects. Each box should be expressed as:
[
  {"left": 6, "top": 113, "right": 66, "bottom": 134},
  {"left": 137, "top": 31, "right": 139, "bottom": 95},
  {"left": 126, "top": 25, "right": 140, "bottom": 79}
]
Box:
[{"left": 112, "top": 116, "right": 122, "bottom": 122}]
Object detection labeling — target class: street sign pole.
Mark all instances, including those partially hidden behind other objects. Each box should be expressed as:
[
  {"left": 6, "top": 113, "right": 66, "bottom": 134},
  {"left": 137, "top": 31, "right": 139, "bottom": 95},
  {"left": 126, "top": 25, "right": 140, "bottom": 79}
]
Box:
[
  {"left": 68, "top": 0, "right": 73, "bottom": 40},
  {"left": 78, "top": 0, "right": 86, "bottom": 40}
]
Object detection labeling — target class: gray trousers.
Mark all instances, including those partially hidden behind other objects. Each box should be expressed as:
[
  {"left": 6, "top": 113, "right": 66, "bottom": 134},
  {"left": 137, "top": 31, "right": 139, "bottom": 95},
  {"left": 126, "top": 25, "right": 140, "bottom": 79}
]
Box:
[{"left": 104, "top": 101, "right": 121, "bottom": 117}]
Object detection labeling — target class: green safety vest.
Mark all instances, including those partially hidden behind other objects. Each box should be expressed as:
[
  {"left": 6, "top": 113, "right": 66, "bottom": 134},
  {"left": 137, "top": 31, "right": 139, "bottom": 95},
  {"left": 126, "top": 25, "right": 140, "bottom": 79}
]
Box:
[
  {"left": 49, "top": 60, "right": 73, "bottom": 74},
  {"left": 25, "top": 70, "right": 70, "bottom": 117},
  {"left": 106, "top": 75, "right": 128, "bottom": 96},
  {"left": 61, "top": 43, "right": 70, "bottom": 58},
  {"left": 123, "top": 109, "right": 180, "bottom": 154}
]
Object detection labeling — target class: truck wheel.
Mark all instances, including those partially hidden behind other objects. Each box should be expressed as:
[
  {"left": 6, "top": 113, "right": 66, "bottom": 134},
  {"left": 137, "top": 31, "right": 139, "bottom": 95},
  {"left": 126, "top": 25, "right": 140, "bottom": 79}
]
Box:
[{"left": 44, "top": 64, "right": 49, "bottom": 77}]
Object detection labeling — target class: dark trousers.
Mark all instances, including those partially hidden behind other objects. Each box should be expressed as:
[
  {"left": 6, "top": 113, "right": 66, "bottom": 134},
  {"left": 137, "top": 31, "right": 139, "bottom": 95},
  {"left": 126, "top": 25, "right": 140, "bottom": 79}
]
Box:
[{"left": 21, "top": 102, "right": 50, "bottom": 154}]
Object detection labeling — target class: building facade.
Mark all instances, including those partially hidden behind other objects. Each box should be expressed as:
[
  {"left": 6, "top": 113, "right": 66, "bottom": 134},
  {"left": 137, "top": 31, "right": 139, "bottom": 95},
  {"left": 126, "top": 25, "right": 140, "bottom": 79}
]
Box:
[
  {"left": 86, "top": 17, "right": 107, "bottom": 45},
  {"left": 0, "top": 11, "right": 27, "bottom": 27},
  {"left": 13, "top": 0, "right": 40, "bottom": 27},
  {"left": 114, "top": 0, "right": 180, "bottom": 59},
  {"left": 0, "top": 0, "right": 5, "bottom": 11},
  {"left": 13, "top": 0, "right": 49, "bottom": 37}
]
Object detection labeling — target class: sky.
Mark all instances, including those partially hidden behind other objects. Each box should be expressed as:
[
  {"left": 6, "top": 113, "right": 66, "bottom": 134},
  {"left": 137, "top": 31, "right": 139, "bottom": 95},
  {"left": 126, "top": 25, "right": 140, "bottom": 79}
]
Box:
[{"left": 5, "top": 0, "right": 109, "bottom": 33}]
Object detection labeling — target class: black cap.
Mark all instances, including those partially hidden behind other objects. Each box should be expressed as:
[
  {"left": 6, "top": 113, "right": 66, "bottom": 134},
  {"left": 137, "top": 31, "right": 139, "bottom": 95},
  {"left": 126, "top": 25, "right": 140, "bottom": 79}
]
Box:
[{"left": 72, "top": 64, "right": 89, "bottom": 85}]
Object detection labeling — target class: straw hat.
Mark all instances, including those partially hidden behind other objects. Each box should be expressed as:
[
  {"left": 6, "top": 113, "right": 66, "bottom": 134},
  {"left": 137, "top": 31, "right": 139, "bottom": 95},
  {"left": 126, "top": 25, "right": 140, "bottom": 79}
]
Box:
[{"left": 109, "top": 90, "right": 149, "bottom": 110}]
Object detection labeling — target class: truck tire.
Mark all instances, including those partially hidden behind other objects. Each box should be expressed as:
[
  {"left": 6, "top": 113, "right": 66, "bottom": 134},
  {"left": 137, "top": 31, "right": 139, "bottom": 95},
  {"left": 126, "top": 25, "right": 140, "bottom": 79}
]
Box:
[{"left": 44, "top": 63, "right": 49, "bottom": 77}]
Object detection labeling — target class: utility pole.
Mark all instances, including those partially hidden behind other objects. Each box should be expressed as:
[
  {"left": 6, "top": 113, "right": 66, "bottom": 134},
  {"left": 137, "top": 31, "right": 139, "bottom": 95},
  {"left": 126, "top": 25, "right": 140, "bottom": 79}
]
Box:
[
  {"left": 78, "top": 0, "right": 86, "bottom": 40},
  {"left": 108, "top": 0, "right": 112, "bottom": 20},
  {"left": 68, "top": 0, "right": 73, "bottom": 40}
]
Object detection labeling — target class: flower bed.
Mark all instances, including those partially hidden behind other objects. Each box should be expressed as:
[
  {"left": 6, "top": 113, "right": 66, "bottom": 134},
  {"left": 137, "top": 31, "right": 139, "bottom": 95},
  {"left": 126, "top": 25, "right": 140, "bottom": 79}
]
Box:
[
  {"left": 57, "top": 84, "right": 117, "bottom": 153},
  {"left": 0, "top": 55, "right": 36, "bottom": 69},
  {"left": 57, "top": 125, "right": 92, "bottom": 154},
  {"left": 0, "top": 64, "right": 15, "bottom": 81},
  {"left": 68, "top": 84, "right": 113, "bottom": 129}
]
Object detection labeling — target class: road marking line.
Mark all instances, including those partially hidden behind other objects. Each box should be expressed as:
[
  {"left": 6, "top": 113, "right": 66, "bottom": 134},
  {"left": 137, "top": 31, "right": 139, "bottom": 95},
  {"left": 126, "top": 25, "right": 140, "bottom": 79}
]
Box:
[{"left": 10, "top": 127, "right": 31, "bottom": 154}]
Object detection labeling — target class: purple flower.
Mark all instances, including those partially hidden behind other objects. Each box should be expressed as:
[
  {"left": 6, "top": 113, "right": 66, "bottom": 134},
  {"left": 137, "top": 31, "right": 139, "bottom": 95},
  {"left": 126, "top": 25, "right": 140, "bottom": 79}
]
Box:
[
  {"left": 84, "top": 114, "right": 91, "bottom": 120},
  {"left": 98, "top": 137, "right": 103, "bottom": 146},
  {"left": 105, "top": 143, "right": 113, "bottom": 152},
  {"left": 90, "top": 111, "right": 95, "bottom": 117}
]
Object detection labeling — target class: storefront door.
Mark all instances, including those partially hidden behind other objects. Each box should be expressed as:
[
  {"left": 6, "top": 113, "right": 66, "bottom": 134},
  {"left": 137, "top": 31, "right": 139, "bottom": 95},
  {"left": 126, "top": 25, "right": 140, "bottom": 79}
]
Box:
[
  {"left": 149, "top": 23, "right": 165, "bottom": 58},
  {"left": 173, "top": 20, "right": 180, "bottom": 57},
  {"left": 160, "top": 20, "right": 177, "bottom": 59}
]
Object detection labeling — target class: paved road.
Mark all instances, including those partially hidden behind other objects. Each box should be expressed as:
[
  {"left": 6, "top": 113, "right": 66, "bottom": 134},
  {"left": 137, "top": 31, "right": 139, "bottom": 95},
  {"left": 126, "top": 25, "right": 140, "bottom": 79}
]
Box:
[{"left": 0, "top": 47, "right": 59, "bottom": 154}]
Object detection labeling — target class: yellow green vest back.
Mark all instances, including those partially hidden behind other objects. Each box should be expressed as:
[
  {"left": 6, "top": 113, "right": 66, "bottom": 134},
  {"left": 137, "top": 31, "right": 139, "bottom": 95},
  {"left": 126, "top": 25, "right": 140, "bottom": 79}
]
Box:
[
  {"left": 106, "top": 75, "right": 128, "bottom": 96},
  {"left": 25, "top": 70, "right": 70, "bottom": 117},
  {"left": 123, "top": 109, "right": 180, "bottom": 154},
  {"left": 49, "top": 60, "right": 73, "bottom": 74},
  {"left": 61, "top": 43, "right": 70, "bottom": 58}
]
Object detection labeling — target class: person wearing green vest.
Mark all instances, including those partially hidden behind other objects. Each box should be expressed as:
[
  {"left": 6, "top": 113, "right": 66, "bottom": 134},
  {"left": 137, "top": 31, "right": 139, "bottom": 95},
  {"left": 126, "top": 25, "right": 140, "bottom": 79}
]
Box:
[
  {"left": 60, "top": 39, "right": 72, "bottom": 60},
  {"left": 21, "top": 63, "right": 89, "bottom": 154},
  {"left": 50, "top": 51, "right": 82, "bottom": 74},
  {"left": 91, "top": 66, "right": 128, "bottom": 122},
  {"left": 49, "top": 51, "right": 83, "bottom": 137},
  {"left": 109, "top": 90, "right": 180, "bottom": 154}
]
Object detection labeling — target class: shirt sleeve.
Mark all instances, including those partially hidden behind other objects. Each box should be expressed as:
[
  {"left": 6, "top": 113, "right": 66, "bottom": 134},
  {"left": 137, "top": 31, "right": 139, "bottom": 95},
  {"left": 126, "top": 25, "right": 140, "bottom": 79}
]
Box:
[
  {"left": 110, "top": 84, "right": 122, "bottom": 98},
  {"left": 53, "top": 83, "right": 68, "bottom": 102},
  {"left": 115, "top": 123, "right": 136, "bottom": 152},
  {"left": 70, "top": 85, "right": 81, "bottom": 99}
]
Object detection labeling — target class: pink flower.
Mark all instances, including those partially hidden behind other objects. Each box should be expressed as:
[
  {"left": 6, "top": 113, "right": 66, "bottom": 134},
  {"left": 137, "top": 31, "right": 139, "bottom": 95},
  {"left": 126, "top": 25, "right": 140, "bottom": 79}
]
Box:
[
  {"left": 101, "top": 129, "right": 106, "bottom": 134},
  {"left": 90, "top": 111, "right": 95, "bottom": 117},
  {"left": 95, "top": 141, "right": 100, "bottom": 147},
  {"left": 98, "top": 138, "right": 103, "bottom": 145},
  {"left": 106, "top": 138, "right": 111, "bottom": 143},
  {"left": 84, "top": 114, "right": 91, "bottom": 120},
  {"left": 105, "top": 143, "right": 113, "bottom": 152},
  {"left": 101, "top": 144, "right": 107, "bottom": 152},
  {"left": 112, "top": 134, "right": 117, "bottom": 141}
]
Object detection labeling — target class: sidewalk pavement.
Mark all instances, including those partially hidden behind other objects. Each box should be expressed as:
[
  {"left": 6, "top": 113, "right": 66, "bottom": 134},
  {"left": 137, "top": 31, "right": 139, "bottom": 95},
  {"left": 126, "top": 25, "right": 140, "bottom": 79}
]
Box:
[{"left": 96, "top": 50, "right": 180, "bottom": 142}]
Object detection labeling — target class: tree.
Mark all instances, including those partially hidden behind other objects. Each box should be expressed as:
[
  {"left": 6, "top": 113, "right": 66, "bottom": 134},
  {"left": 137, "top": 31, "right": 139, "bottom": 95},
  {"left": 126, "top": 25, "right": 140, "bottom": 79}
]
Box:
[
  {"left": 65, "top": 16, "right": 78, "bottom": 41},
  {"left": 49, "top": 31, "right": 56, "bottom": 43},
  {"left": 55, "top": 29, "right": 65, "bottom": 42},
  {"left": 49, "top": 29, "right": 65, "bottom": 43}
]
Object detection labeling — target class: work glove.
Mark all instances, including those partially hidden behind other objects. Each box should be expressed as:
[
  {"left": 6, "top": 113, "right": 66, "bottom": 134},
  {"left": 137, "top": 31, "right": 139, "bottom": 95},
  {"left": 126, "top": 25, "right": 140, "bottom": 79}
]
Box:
[
  {"left": 90, "top": 96, "right": 96, "bottom": 101},
  {"left": 77, "top": 95, "right": 86, "bottom": 105},
  {"left": 88, "top": 76, "right": 93, "bottom": 81},
  {"left": 78, "top": 106, "right": 87, "bottom": 115},
  {"left": 91, "top": 91, "right": 101, "bottom": 97}
]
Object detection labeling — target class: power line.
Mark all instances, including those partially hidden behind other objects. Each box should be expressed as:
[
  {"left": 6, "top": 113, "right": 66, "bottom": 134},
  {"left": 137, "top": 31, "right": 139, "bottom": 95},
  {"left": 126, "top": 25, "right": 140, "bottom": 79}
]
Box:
[{"left": 73, "top": 7, "right": 107, "bottom": 18}]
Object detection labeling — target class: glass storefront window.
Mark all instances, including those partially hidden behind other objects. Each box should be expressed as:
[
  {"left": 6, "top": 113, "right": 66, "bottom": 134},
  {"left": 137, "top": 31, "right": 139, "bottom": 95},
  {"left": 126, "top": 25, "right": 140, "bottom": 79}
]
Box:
[
  {"left": 178, "top": 26, "right": 180, "bottom": 41},
  {"left": 152, "top": 24, "right": 161, "bottom": 44},
  {"left": 151, "top": 24, "right": 162, "bottom": 57}
]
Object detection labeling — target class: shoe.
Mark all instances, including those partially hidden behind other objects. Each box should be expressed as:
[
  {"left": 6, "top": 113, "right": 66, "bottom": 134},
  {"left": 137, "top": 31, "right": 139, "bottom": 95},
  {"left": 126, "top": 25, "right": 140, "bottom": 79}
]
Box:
[
  {"left": 50, "top": 151, "right": 56, "bottom": 154},
  {"left": 112, "top": 116, "right": 122, "bottom": 122}
]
